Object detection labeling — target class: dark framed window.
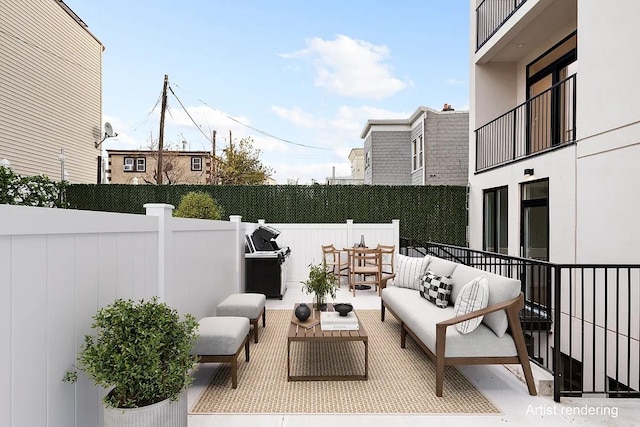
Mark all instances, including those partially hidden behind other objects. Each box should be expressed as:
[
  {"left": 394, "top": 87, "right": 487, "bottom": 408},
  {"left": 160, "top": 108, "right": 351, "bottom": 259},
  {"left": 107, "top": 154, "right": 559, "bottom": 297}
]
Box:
[
  {"left": 411, "top": 137, "right": 423, "bottom": 171},
  {"left": 123, "top": 157, "right": 134, "bottom": 172},
  {"left": 483, "top": 186, "right": 508, "bottom": 254},
  {"left": 526, "top": 32, "right": 577, "bottom": 154},
  {"left": 135, "top": 158, "right": 146, "bottom": 172},
  {"left": 521, "top": 179, "right": 549, "bottom": 307},
  {"left": 191, "top": 157, "right": 202, "bottom": 171}
]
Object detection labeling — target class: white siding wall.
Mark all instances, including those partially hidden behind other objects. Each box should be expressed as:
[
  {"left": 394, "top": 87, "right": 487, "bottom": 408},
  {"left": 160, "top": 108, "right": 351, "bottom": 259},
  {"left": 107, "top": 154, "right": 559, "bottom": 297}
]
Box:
[{"left": 0, "top": 0, "right": 102, "bottom": 183}]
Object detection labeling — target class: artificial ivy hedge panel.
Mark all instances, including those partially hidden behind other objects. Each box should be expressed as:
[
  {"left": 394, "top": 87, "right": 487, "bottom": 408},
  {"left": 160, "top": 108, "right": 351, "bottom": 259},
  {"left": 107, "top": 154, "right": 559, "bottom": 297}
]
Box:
[{"left": 66, "top": 184, "right": 467, "bottom": 246}]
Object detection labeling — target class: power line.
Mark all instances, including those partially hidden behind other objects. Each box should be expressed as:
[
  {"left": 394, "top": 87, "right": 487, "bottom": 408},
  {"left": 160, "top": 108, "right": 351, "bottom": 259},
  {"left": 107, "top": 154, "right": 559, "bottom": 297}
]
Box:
[
  {"left": 167, "top": 85, "right": 216, "bottom": 144},
  {"left": 171, "top": 82, "right": 331, "bottom": 151},
  {"left": 130, "top": 89, "right": 163, "bottom": 133}
]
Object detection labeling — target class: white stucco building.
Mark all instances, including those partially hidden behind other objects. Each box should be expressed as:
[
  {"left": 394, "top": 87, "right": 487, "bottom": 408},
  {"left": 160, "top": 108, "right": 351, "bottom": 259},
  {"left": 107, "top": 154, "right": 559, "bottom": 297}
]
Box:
[
  {"left": 469, "top": 0, "right": 640, "bottom": 396},
  {"left": 470, "top": 0, "right": 640, "bottom": 265}
]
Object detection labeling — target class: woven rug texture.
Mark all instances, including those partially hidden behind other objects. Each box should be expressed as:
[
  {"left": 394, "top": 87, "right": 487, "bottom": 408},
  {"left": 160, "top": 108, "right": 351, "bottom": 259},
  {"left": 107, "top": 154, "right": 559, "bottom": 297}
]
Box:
[{"left": 191, "top": 309, "right": 499, "bottom": 414}]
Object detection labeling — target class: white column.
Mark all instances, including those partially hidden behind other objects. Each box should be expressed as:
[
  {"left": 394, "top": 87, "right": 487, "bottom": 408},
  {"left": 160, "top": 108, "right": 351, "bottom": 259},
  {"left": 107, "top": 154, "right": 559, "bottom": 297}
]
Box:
[
  {"left": 144, "top": 203, "right": 175, "bottom": 301},
  {"left": 392, "top": 219, "right": 400, "bottom": 254},
  {"left": 346, "top": 219, "right": 354, "bottom": 247},
  {"left": 229, "top": 215, "right": 244, "bottom": 293}
]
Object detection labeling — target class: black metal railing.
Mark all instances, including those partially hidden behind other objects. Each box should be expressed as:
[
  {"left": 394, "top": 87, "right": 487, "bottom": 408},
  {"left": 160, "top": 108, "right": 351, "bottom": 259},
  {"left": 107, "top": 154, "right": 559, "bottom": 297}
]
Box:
[
  {"left": 553, "top": 265, "right": 640, "bottom": 400},
  {"left": 475, "top": 74, "right": 576, "bottom": 172},
  {"left": 477, "top": 0, "right": 528, "bottom": 50},
  {"left": 399, "top": 240, "right": 640, "bottom": 401}
]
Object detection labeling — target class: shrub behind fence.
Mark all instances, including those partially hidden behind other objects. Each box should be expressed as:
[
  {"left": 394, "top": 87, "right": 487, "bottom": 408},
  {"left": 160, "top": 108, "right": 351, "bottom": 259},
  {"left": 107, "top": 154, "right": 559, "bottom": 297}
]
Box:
[{"left": 66, "top": 184, "right": 468, "bottom": 245}]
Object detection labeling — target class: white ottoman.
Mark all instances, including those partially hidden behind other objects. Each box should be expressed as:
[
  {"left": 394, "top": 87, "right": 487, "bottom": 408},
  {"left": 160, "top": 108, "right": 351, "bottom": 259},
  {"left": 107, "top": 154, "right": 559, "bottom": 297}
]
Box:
[
  {"left": 192, "top": 316, "right": 250, "bottom": 389},
  {"left": 217, "top": 293, "right": 267, "bottom": 343}
]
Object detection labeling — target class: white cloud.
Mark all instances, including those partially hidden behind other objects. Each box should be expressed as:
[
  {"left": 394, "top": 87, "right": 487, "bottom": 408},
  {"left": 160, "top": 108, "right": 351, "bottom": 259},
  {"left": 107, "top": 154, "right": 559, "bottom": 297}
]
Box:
[
  {"left": 446, "top": 78, "right": 465, "bottom": 85},
  {"left": 271, "top": 106, "right": 315, "bottom": 129},
  {"left": 281, "top": 35, "right": 410, "bottom": 100},
  {"left": 271, "top": 104, "right": 410, "bottom": 145},
  {"left": 264, "top": 104, "right": 412, "bottom": 183}
]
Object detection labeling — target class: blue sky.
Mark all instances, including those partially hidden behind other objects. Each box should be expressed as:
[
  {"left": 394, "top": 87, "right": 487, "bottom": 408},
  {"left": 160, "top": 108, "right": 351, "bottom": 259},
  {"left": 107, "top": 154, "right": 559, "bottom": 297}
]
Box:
[{"left": 65, "top": 0, "right": 470, "bottom": 183}]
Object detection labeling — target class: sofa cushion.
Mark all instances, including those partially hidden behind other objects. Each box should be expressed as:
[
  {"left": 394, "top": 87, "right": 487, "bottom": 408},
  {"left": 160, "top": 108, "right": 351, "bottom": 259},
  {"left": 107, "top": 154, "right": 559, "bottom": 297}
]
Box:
[
  {"left": 381, "top": 286, "right": 518, "bottom": 358},
  {"left": 419, "top": 270, "right": 453, "bottom": 308},
  {"left": 453, "top": 274, "right": 489, "bottom": 334},
  {"left": 451, "top": 264, "right": 521, "bottom": 337},
  {"left": 426, "top": 256, "right": 459, "bottom": 278},
  {"left": 393, "top": 254, "right": 430, "bottom": 290}
]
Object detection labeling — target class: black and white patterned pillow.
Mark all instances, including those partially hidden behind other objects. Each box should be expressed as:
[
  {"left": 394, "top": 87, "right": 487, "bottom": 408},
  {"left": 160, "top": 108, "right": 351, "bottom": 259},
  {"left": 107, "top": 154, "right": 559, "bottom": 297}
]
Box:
[{"left": 419, "top": 270, "right": 454, "bottom": 308}]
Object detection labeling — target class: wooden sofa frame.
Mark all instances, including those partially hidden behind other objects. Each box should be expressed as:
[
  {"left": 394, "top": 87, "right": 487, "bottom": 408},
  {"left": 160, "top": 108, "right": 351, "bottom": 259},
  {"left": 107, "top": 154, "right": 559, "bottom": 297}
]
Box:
[{"left": 382, "top": 292, "right": 537, "bottom": 397}]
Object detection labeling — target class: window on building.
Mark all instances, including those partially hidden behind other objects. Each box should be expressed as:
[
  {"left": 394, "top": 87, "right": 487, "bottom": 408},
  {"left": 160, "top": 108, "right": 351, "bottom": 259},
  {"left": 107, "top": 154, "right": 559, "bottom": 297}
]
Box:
[
  {"left": 365, "top": 151, "right": 370, "bottom": 169},
  {"left": 191, "top": 157, "right": 202, "bottom": 171},
  {"left": 136, "top": 158, "right": 146, "bottom": 172},
  {"left": 526, "top": 32, "right": 577, "bottom": 153},
  {"left": 123, "top": 157, "right": 134, "bottom": 172},
  {"left": 521, "top": 179, "right": 549, "bottom": 307},
  {"left": 412, "top": 137, "right": 423, "bottom": 171},
  {"left": 483, "top": 186, "right": 508, "bottom": 254}
]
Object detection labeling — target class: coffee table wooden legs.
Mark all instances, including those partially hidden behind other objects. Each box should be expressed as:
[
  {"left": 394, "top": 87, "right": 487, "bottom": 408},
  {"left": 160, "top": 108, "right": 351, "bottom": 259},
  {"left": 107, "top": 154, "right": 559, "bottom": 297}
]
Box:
[{"left": 287, "top": 339, "right": 368, "bottom": 381}]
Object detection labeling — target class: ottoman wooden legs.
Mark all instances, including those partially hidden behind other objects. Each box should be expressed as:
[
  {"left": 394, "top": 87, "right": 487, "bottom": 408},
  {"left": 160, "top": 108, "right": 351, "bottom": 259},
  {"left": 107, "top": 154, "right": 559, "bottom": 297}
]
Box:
[
  {"left": 196, "top": 334, "right": 250, "bottom": 389},
  {"left": 192, "top": 316, "right": 251, "bottom": 388},
  {"left": 249, "top": 306, "right": 266, "bottom": 343}
]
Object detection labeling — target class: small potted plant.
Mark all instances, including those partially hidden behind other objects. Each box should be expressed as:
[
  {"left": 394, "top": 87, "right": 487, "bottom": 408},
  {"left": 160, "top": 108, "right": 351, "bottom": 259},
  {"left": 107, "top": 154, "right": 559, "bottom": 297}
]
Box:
[
  {"left": 302, "top": 261, "right": 338, "bottom": 310},
  {"left": 64, "top": 297, "right": 199, "bottom": 427}
]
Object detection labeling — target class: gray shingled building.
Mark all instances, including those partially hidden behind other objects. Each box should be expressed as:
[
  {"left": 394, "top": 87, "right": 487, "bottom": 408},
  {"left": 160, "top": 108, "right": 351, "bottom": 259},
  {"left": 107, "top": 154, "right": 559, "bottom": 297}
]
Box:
[{"left": 360, "top": 106, "right": 469, "bottom": 186}]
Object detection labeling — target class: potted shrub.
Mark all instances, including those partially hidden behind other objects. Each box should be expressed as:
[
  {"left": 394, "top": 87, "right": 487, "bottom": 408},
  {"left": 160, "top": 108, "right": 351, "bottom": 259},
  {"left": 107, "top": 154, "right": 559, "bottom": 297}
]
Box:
[
  {"left": 301, "top": 261, "right": 338, "bottom": 310},
  {"left": 65, "top": 297, "right": 199, "bottom": 427}
]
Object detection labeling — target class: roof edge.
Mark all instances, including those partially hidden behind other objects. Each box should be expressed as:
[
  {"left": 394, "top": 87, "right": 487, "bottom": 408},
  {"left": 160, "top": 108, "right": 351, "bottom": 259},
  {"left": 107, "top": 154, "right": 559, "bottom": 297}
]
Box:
[{"left": 56, "top": 0, "right": 104, "bottom": 48}]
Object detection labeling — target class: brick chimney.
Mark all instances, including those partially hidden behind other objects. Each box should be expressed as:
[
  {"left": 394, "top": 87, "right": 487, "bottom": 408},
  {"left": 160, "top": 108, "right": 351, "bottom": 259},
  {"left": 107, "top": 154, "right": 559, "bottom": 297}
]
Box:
[{"left": 442, "top": 103, "right": 454, "bottom": 111}]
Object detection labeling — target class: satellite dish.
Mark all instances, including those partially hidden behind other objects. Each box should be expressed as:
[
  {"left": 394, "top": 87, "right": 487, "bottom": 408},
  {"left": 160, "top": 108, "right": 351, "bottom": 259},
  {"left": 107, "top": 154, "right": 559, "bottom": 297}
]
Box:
[
  {"left": 95, "top": 122, "right": 118, "bottom": 148},
  {"left": 104, "top": 122, "right": 115, "bottom": 137}
]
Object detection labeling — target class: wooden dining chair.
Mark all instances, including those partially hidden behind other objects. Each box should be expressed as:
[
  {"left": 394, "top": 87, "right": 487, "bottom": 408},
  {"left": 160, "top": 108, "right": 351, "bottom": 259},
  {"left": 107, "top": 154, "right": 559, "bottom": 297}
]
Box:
[
  {"left": 376, "top": 244, "right": 396, "bottom": 275},
  {"left": 348, "top": 248, "right": 382, "bottom": 296},
  {"left": 321, "top": 244, "right": 349, "bottom": 286}
]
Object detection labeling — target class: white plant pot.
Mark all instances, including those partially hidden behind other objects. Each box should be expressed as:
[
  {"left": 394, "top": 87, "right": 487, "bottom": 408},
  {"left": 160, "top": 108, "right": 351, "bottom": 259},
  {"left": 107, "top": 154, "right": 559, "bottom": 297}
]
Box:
[{"left": 103, "top": 390, "right": 187, "bottom": 427}]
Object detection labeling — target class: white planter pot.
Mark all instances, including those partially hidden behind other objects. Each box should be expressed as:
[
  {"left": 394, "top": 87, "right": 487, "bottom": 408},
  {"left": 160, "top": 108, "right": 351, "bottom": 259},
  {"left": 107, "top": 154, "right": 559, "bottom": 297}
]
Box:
[{"left": 103, "top": 390, "right": 187, "bottom": 427}]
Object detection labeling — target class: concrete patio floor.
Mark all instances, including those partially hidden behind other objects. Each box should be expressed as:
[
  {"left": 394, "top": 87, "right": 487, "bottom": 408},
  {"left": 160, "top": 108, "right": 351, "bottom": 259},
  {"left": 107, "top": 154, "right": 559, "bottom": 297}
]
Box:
[{"left": 187, "top": 282, "right": 637, "bottom": 426}]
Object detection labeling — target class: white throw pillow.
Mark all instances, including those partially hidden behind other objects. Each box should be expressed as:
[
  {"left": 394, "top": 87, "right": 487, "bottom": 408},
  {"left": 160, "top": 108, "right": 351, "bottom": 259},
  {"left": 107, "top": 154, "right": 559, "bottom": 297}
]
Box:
[
  {"left": 394, "top": 254, "right": 429, "bottom": 290},
  {"left": 453, "top": 274, "right": 489, "bottom": 334}
]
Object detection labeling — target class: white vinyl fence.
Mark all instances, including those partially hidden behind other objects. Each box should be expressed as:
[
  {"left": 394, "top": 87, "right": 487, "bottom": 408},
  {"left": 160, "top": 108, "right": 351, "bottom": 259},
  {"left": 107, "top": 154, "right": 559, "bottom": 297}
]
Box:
[
  {"left": 0, "top": 203, "right": 398, "bottom": 427},
  {"left": 260, "top": 219, "right": 400, "bottom": 283}
]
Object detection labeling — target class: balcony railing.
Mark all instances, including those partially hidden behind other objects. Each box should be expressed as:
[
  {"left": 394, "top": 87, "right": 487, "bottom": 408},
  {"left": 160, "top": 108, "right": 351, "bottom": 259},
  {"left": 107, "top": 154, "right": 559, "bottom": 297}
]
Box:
[
  {"left": 399, "top": 240, "right": 640, "bottom": 402},
  {"left": 476, "top": 0, "right": 528, "bottom": 50},
  {"left": 475, "top": 74, "right": 576, "bottom": 172}
]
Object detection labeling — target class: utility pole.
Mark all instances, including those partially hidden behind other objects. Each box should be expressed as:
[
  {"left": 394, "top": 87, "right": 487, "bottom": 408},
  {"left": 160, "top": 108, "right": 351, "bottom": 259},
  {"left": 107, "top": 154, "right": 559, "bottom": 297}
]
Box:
[
  {"left": 211, "top": 130, "right": 216, "bottom": 184},
  {"left": 157, "top": 74, "right": 169, "bottom": 184}
]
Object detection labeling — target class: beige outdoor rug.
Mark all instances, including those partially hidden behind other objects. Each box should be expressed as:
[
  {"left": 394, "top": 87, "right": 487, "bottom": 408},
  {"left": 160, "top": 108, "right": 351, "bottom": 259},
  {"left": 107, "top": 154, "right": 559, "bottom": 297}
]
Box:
[{"left": 191, "top": 309, "right": 499, "bottom": 414}]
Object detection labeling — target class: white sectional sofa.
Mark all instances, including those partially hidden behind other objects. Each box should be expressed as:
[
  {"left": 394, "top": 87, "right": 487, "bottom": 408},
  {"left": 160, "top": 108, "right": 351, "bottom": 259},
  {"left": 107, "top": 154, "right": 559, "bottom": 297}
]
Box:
[{"left": 380, "top": 254, "right": 537, "bottom": 397}]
